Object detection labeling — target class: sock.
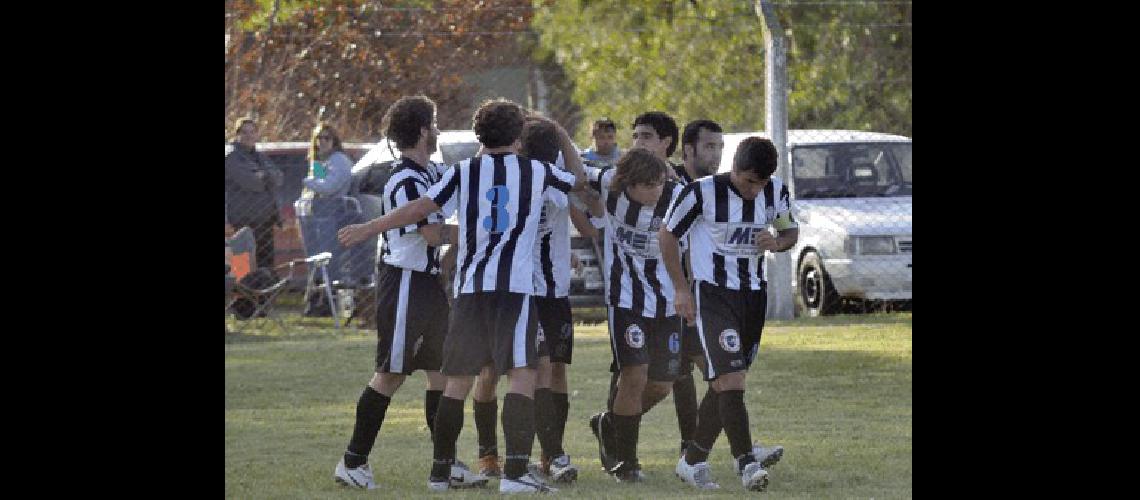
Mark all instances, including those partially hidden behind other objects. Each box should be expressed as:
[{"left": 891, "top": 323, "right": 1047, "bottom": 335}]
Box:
[
  {"left": 473, "top": 399, "right": 499, "bottom": 458},
  {"left": 430, "top": 396, "right": 464, "bottom": 480},
  {"left": 718, "top": 389, "right": 755, "bottom": 470},
  {"left": 673, "top": 373, "right": 698, "bottom": 451},
  {"left": 606, "top": 371, "right": 619, "bottom": 412},
  {"left": 686, "top": 388, "right": 722, "bottom": 465},
  {"left": 344, "top": 386, "right": 391, "bottom": 468},
  {"left": 425, "top": 390, "right": 443, "bottom": 436},
  {"left": 609, "top": 412, "right": 642, "bottom": 467},
  {"left": 533, "top": 388, "right": 561, "bottom": 459},
  {"left": 551, "top": 392, "right": 570, "bottom": 457},
  {"left": 501, "top": 393, "right": 536, "bottom": 480}
]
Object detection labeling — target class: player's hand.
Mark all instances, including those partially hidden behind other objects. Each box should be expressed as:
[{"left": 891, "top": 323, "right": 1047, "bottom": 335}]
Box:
[
  {"left": 674, "top": 289, "right": 696, "bottom": 326},
  {"left": 338, "top": 223, "right": 370, "bottom": 247},
  {"left": 570, "top": 253, "right": 582, "bottom": 274},
  {"left": 754, "top": 230, "right": 781, "bottom": 252}
]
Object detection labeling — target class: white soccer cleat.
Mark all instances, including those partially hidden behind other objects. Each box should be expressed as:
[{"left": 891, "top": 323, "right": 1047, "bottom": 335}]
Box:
[
  {"left": 547, "top": 454, "right": 579, "bottom": 484},
  {"left": 334, "top": 458, "right": 377, "bottom": 490},
  {"left": 428, "top": 462, "right": 490, "bottom": 490},
  {"left": 674, "top": 456, "right": 720, "bottom": 490},
  {"left": 500, "top": 472, "right": 559, "bottom": 494},
  {"left": 740, "top": 461, "right": 770, "bottom": 491},
  {"left": 733, "top": 444, "right": 785, "bottom": 475}
]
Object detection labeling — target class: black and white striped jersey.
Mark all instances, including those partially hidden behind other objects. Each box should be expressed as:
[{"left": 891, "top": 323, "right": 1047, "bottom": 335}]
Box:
[
  {"left": 586, "top": 165, "right": 686, "bottom": 318},
  {"left": 427, "top": 152, "right": 576, "bottom": 296},
  {"left": 533, "top": 156, "right": 572, "bottom": 298},
  {"left": 378, "top": 157, "right": 447, "bottom": 273},
  {"left": 664, "top": 173, "right": 798, "bottom": 290}
]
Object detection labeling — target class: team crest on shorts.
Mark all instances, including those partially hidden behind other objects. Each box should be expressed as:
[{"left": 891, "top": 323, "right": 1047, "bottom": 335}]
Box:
[
  {"left": 625, "top": 324, "right": 645, "bottom": 348},
  {"left": 668, "top": 332, "right": 681, "bottom": 354},
  {"left": 719, "top": 329, "right": 741, "bottom": 353}
]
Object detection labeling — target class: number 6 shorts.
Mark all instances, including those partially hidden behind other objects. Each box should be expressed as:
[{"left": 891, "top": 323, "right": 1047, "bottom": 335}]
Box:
[
  {"left": 693, "top": 280, "right": 768, "bottom": 381},
  {"left": 441, "top": 291, "right": 540, "bottom": 377},
  {"left": 607, "top": 306, "right": 683, "bottom": 382}
]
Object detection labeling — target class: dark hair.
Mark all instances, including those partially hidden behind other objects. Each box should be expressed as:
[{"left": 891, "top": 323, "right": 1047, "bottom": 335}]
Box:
[
  {"left": 681, "top": 119, "right": 723, "bottom": 157},
  {"left": 611, "top": 148, "right": 668, "bottom": 193},
  {"left": 631, "top": 111, "right": 679, "bottom": 157},
  {"left": 472, "top": 98, "right": 525, "bottom": 148},
  {"left": 310, "top": 122, "right": 344, "bottom": 161},
  {"left": 519, "top": 118, "right": 560, "bottom": 163},
  {"left": 382, "top": 95, "right": 436, "bottom": 149},
  {"left": 232, "top": 116, "right": 256, "bottom": 137},
  {"left": 733, "top": 136, "right": 779, "bottom": 178},
  {"left": 592, "top": 118, "right": 616, "bottom": 135}
]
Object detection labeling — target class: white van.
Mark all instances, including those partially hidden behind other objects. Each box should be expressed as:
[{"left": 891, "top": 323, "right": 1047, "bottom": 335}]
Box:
[{"left": 718, "top": 130, "right": 912, "bottom": 316}]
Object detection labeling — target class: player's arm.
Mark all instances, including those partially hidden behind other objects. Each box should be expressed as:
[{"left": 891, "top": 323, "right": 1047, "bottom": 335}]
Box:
[
  {"left": 338, "top": 197, "right": 440, "bottom": 247},
  {"left": 659, "top": 228, "right": 694, "bottom": 325},
  {"left": 755, "top": 182, "right": 800, "bottom": 252},
  {"left": 569, "top": 205, "right": 599, "bottom": 239}
]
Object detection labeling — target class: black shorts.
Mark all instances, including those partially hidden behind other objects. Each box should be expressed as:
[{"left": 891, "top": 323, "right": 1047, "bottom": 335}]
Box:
[
  {"left": 441, "top": 291, "right": 540, "bottom": 377},
  {"left": 534, "top": 296, "right": 574, "bottom": 364},
  {"left": 694, "top": 280, "right": 767, "bottom": 381},
  {"left": 374, "top": 263, "right": 448, "bottom": 375},
  {"left": 676, "top": 322, "right": 705, "bottom": 377},
  {"left": 607, "top": 306, "right": 684, "bottom": 382}
]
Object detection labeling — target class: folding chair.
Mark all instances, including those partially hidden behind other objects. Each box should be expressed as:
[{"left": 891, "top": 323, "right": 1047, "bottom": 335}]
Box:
[
  {"left": 301, "top": 252, "right": 342, "bottom": 331},
  {"left": 227, "top": 227, "right": 299, "bottom": 334}
]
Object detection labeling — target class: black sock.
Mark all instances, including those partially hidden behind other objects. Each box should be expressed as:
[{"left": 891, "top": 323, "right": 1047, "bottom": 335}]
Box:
[
  {"left": 473, "top": 399, "right": 498, "bottom": 458},
  {"left": 501, "top": 393, "right": 536, "bottom": 479},
  {"left": 551, "top": 391, "right": 569, "bottom": 457},
  {"left": 430, "top": 396, "right": 464, "bottom": 480},
  {"left": 345, "top": 386, "right": 391, "bottom": 468},
  {"left": 425, "top": 390, "right": 443, "bottom": 437},
  {"left": 609, "top": 412, "right": 642, "bottom": 466},
  {"left": 686, "top": 388, "right": 722, "bottom": 465},
  {"left": 673, "top": 373, "right": 698, "bottom": 449},
  {"left": 718, "top": 389, "right": 755, "bottom": 470},
  {"left": 533, "top": 388, "right": 561, "bottom": 459},
  {"left": 606, "top": 370, "right": 619, "bottom": 412}
]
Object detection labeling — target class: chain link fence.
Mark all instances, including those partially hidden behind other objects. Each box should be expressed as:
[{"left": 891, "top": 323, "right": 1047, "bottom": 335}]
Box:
[{"left": 225, "top": 0, "right": 911, "bottom": 328}]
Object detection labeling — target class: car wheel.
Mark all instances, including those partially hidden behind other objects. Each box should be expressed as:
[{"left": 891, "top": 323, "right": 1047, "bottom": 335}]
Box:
[{"left": 797, "top": 251, "right": 841, "bottom": 317}]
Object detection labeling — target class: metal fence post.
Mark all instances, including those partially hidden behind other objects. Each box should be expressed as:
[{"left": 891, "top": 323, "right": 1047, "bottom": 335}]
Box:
[{"left": 756, "top": 0, "right": 794, "bottom": 320}]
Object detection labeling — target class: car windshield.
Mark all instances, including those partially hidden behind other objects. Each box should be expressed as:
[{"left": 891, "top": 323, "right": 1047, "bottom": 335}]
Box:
[{"left": 791, "top": 142, "right": 912, "bottom": 198}]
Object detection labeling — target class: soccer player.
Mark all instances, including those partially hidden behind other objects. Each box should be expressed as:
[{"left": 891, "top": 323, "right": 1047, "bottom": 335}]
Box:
[
  {"left": 581, "top": 117, "right": 621, "bottom": 166},
  {"left": 580, "top": 147, "right": 687, "bottom": 482},
  {"left": 331, "top": 95, "right": 461, "bottom": 490},
  {"left": 339, "top": 98, "right": 584, "bottom": 494},
  {"left": 660, "top": 137, "right": 799, "bottom": 491}
]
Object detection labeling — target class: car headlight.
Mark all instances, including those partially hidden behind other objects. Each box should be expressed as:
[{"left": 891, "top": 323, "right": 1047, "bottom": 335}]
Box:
[{"left": 857, "top": 236, "right": 897, "bottom": 255}]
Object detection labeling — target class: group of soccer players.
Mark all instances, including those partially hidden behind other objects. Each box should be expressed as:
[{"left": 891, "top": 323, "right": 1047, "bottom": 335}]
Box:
[{"left": 332, "top": 95, "right": 799, "bottom": 494}]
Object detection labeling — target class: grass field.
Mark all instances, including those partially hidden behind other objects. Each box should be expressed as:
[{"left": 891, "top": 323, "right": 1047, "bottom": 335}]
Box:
[{"left": 226, "top": 307, "right": 911, "bottom": 498}]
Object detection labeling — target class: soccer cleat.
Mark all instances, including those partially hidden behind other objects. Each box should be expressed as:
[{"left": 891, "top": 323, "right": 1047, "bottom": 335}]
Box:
[
  {"left": 610, "top": 460, "right": 644, "bottom": 483},
  {"left": 526, "top": 462, "right": 550, "bottom": 483},
  {"left": 547, "top": 454, "right": 579, "bottom": 484},
  {"left": 478, "top": 455, "right": 502, "bottom": 478},
  {"left": 733, "top": 444, "right": 784, "bottom": 475},
  {"left": 334, "top": 458, "right": 377, "bottom": 489},
  {"left": 740, "top": 461, "right": 770, "bottom": 491},
  {"left": 429, "top": 463, "right": 490, "bottom": 490},
  {"left": 674, "top": 457, "right": 720, "bottom": 490},
  {"left": 500, "top": 472, "right": 559, "bottom": 494},
  {"left": 589, "top": 412, "right": 617, "bottom": 472}
]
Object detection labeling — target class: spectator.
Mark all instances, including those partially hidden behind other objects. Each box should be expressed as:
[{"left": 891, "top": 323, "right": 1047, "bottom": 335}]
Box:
[
  {"left": 581, "top": 118, "right": 621, "bottom": 166},
  {"left": 225, "top": 117, "right": 284, "bottom": 270},
  {"left": 295, "top": 122, "right": 368, "bottom": 316}
]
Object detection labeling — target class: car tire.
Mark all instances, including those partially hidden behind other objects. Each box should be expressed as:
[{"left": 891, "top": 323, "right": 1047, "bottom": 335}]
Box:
[{"left": 797, "top": 251, "right": 841, "bottom": 317}]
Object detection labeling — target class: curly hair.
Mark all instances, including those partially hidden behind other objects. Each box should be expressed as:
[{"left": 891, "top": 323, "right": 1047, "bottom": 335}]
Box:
[
  {"left": 732, "top": 136, "right": 778, "bottom": 178},
  {"left": 632, "top": 111, "right": 679, "bottom": 157},
  {"left": 519, "top": 117, "right": 559, "bottom": 163},
  {"left": 610, "top": 148, "right": 668, "bottom": 193},
  {"left": 382, "top": 95, "right": 436, "bottom": 150},
  {"left": 472, "top": 98, "right": 525, "bottom": 148}
]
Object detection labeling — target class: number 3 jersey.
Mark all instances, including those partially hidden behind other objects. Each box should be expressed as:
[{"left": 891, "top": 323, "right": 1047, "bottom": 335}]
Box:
[
  {"left": 663, "top": 173, "right": 798, "bottom": 291},
  {"left": 586, "top": 165, "right": 686, "bottom": 318},
  {"left": 427, "top": 152, "right": 576, "bottom": 296}
]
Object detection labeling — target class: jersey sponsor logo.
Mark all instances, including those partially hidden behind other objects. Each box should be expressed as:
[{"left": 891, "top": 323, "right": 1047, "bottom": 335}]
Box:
[
  {"left": 613, "top": 221, "right": 660, "bottom": 259},
  {"left": 719, "top": 329, "right": 741, "bottom": 353},
  {"left": 716, "top": 223, "right": 767, "bottom": 257},
  {"left": 668, "top": 331, "right": 681, "bottom": 354},
  {"left": 483, "top": 185, "right": 511, "bottom": 233},
  {"left": 625, "top": 323, "right": 645, "bottom": 349}
]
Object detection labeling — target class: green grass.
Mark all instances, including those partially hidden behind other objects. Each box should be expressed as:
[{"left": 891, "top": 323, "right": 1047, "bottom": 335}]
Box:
[{"left": 226, "top": 308, "right": 911, "bottom": 499}]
